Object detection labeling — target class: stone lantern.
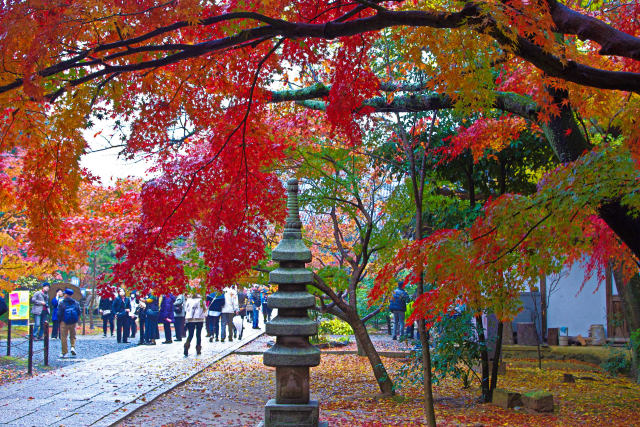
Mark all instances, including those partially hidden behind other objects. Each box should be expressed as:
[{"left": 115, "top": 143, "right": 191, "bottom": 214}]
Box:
[{"left": 261, "top": 178, "right": 324, "bottom": 427}]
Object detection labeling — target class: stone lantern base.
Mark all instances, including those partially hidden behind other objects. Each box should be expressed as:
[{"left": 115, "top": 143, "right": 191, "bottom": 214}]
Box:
[{"left": 259, "top": 399, "right": 328, "bottom": 427}]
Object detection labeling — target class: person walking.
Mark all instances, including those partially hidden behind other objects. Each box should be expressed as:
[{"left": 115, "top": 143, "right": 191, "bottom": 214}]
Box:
[
  {"left": 159, "top": 293, "right": 175, "bottom": 344},
  {"left": 112, "top": 288, "right": 131, "bottom": 343},
  {"left": 237, "top": 287, "right": 247, "bottom": 322},
  {"left": 99, "top": 294, "right": 114, "bottom": 337},
  {"left": 389, "top": 281, "right": 410, "bottom": 340},
  {"left": 220, "top": 286, "right": 238, "bottom": 343},
  {"left": 207, "top": 291, "right": 224, "bottom": 342},
  {"left": 183, "top": 292, "right": 206, "bottom": 357},
  {"left": 136, "top": 298, "right": 147, "bottom": 345},
  {"left": 50, "top": 289, "right": 63, "bottom": 339},
  {"left": 144, "top": 293, "right": 160, "bottom": 345},
  {"left": 249, "top": 285, "right": 261, "bottom": 329},
  {"left": 57, "top": 289, "right": 80, "bottom": 358},
  {"left": 261, "top": 285, "right": 273, "bottom": 323},
  {"left": 129, "top": 291, "right": 139, "bottom": 339},
  {"left": 31, "top": 282, "right": 50, "bottom": 340},
  {"left": 173, "top": 293, "right": 185, "bottom": 342}
]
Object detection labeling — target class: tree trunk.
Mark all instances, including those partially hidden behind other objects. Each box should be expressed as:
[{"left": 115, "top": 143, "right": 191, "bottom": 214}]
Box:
[
  {"left": 417, "top": 320, "right": 436, "bottom": 427},
  {"left": 348, "top": 311, "right": 395, "bottom": 396},
  {"left": 489, "top": 321, "right": 504, "bottom": 396},
  {"left": 475, "top": 315, "right": 491, "bottom": 403}
]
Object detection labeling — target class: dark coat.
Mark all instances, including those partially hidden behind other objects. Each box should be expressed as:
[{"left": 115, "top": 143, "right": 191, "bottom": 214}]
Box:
[
  {"left": 389, "top": 287, "right": 410, "bottom": 312},
  {"left": 159, "top": 294, "right": 175, "bottom": 322},
  {"left": 207, "top": 292, "right": 225, "bottom": 312},
  {"left": 112, "top": 296, "right": 131, "bottom": 318},
  {"left": 99, "top": 297, "right": 114, "bottom": 317}
]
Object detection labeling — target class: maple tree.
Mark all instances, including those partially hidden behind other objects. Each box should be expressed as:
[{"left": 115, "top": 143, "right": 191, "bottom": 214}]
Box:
[
  {"left": 296, "top": 141, "right": 401, "bottom": 396},
  {"left": 0, "top": 2, "right": 640, "bottom": 423},
  {"left": 0, "top": 151, "right": 58, "bottom": 290}
]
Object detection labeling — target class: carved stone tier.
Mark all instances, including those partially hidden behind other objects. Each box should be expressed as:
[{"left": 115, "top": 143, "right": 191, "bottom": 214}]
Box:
[
  {"left": 266, "top": 317, "right": 318, "bottom": 336},
  {"left": 263, "top": 344, "right": 321, "bottom": 367},
  {"left": 267, "top": 292, "right": 315, "bottom": 309},
  {"left": 269, "top": 268, "right": 312, "bottom": 284}
]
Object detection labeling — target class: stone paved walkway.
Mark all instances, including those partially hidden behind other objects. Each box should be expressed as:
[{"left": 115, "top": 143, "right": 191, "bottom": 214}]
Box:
[{"left": 0, "top": 320, "right": 265, "bottom": 427}]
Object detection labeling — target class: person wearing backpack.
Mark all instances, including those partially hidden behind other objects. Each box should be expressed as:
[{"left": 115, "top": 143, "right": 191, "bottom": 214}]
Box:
[
  {"left": 249, "top": 286, "right": 261, "bottom": 329},
  {"left": 159, "top": 293, "right": 175, "bottom": 344},
  {"left": 388, "top": 281, "right": 410, "bottom": 340},
  {"left": 112, "top": 288, "right": 131, "bottom": 343},
  {"left": 57, "top": 289, "right": 80, "bottom": 358},
  {"left": 206, "top": 291, "right": 224, "bottom": 342},
  {"left": 173, "top": 293, "right": 185, "bottom": 342}
]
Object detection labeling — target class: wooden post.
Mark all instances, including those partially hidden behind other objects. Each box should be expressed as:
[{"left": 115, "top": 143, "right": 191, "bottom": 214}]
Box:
[
  {"left": 6, "top": 319, "right": 11, "bottom": 356},
  {"left": 28, "top": 324, "right": 34, "bottom": 376},
  {"left": 43, "top": 321, "right": 49, "bottom": 366}
]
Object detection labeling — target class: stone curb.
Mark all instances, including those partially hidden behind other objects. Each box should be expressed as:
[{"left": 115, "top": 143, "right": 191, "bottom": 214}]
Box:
[
  {"left": 96, "top": 331, "right": 265, "bottom": 427},
  {"left": 234, "top": 349, "right": 410, "bottom": 358}
]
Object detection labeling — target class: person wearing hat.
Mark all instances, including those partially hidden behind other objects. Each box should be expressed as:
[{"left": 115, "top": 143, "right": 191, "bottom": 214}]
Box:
[
  {"left": 57, "top": 288, "right": 81, "bottom": 358},
  {"left": 31, "top": 282, "right": 50, "bottom": 340}
]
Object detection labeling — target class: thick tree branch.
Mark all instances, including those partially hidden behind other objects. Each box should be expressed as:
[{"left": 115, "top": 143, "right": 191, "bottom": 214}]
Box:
[
  {"left": 273, "top": 85, "right": 540, "bottom": 121},
  {"left": 3, "top": 3, "right": 640, "bottom": 98},
  {"left": 549, "top": 1, "right": 640, "bottom": 60}
]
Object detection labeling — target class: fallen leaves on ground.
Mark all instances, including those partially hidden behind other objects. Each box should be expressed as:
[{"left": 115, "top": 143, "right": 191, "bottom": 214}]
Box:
[{"left": 120, "top": 353, "right": 640, "bottom": 426}]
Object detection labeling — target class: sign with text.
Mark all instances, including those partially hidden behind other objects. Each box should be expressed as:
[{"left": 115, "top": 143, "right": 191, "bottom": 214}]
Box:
[{"left": 8, "top": 291, "right": 30, "bottom": 320}]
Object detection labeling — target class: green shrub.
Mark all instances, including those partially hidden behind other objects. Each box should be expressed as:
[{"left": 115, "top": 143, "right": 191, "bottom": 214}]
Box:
[
  {"left": 318, "top": 318, "right": 353, "bottom": 335},
  {"left": 600, "top": 350, "right": 631, "bottom": 376}
]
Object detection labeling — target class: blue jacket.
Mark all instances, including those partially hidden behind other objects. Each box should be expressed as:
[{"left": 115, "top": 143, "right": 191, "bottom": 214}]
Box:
[
  {"left": 112, "top": 296, "right": 131, "bottom": 318},
  {"left": 207, "top": 292, "right": 225, "bottom": 312},
  {"left": 159, "top": 294, "right": 175, "bottom": 322},
  {"left": 389, "top": 288, "right": 410, "bottom": 312},
  {"left": 50, "top": 297, "right": 61, "bottom": 321},
  {"left": 249, "top": 290, "right": 261, "bottom": 307}
]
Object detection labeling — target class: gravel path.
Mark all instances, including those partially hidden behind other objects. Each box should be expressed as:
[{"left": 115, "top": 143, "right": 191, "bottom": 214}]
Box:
[{"left": 1, "top": 334, "right": 138, "bottom": 370}]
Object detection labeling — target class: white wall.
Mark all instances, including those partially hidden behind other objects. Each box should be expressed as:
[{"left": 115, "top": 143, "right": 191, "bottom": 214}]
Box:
[{"left": 546, "top": 264, "right": 608, "bottom": 337}]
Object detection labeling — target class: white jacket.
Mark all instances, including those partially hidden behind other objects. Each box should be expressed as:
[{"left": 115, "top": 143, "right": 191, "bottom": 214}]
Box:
[
  {"left": 184, "top": 297, "right": 206, "bottom": 322},
  {"left": 129, "top": 298, "right": 139, "bottom": 318},
  {"left": 221, "top": 287, "right": 238, "bottom": 314}
]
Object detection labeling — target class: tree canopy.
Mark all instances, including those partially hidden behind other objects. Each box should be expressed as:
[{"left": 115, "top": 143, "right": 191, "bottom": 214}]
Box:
[{"left": 0, "top": 0, "right": 639, "bottom": 296}]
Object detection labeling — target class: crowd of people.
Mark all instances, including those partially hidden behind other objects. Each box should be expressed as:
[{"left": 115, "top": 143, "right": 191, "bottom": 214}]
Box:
[
  {"left": 97, "top": 283, "right": 274, "bottom": 357},
  {"left": 21, "top": 281, "right": 274, "bottom": 359}
]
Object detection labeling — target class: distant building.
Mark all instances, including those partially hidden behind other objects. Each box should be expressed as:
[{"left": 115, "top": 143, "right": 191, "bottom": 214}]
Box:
[{"left": 511, "top": 263, "right": 628, "bottom": 343}]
